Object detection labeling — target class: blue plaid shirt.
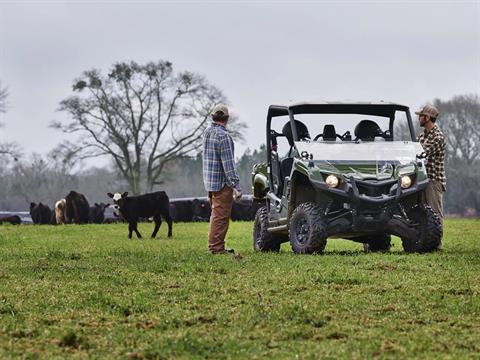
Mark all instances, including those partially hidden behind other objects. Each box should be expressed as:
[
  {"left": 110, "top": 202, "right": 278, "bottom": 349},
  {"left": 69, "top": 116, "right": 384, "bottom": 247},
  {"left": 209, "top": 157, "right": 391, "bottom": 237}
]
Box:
[{"left": 202, "top": 122, "right": 241, "bottom": 192}]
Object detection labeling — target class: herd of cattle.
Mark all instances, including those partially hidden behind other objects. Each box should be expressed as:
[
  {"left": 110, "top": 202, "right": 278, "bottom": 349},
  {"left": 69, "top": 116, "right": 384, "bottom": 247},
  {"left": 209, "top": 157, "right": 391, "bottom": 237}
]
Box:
[{"left": 0, "top": 190, "right": 257, "bottom": 227}]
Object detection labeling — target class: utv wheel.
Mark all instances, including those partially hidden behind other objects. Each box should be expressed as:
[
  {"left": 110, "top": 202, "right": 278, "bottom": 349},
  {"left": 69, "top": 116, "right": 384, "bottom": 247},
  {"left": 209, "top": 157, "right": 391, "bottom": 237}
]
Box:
[
  {"left": 253, "top": 206, "right": 281, "bottom": 252},
  {"left": 401, "top": 205, "right": 442, "bottom": 253},
  {"left": 363, "top": 234, "right": 392, "bottom": 252},
  {"left": 289, "top": 202, "right": 327, "bottom": 254}
]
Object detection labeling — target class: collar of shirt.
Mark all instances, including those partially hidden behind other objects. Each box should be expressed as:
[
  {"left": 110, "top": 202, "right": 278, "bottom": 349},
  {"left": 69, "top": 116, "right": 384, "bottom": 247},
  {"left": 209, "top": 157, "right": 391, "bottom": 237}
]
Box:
[
  {"left": 423, "top": 124, "right": 439, "bottom": 137},
  {"left": 212, "top": 121, "right": 226, "bottom": 128}
]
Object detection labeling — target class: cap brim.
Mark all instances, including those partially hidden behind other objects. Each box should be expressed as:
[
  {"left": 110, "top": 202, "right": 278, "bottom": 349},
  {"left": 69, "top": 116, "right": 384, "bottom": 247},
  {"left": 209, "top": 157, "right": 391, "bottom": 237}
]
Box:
[
  {"left": 415, "top": 111, "right": 423, "bottom": 115},
  {"left": 211, "top": 112, "right": 228, "bottom": 117}
]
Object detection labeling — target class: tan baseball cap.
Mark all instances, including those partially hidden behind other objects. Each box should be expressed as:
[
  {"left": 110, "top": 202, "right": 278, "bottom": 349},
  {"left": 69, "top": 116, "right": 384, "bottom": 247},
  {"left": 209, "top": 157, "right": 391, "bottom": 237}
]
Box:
[
  {"left": 211, "top": 104, "right": 229, "bottom": 117},
  {"left": 415, "top": 104, "right": 439, "bottom": 118}
]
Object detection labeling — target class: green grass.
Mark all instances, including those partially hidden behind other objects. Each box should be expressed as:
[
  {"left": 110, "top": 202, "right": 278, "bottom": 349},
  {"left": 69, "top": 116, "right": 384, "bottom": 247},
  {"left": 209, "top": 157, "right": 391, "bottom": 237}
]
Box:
[{"left": 0, "top": 219, "right": 479, "bottom": 359}]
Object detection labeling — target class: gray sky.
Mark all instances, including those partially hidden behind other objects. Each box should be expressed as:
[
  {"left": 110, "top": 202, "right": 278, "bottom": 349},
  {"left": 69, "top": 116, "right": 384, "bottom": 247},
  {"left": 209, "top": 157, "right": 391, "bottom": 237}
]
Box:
[{"left": 1, "top": 0, "right": 479, "bottom": 165}]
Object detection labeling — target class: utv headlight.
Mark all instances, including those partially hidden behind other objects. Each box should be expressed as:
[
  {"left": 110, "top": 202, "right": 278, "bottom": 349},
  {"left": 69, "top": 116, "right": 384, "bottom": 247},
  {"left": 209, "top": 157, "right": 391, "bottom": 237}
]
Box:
[
  {"left": 400, "top": 175, "right": 412, "bottom": 189},
  {"left": 325, "top": 174, "right": 339, "bottom": 188}
]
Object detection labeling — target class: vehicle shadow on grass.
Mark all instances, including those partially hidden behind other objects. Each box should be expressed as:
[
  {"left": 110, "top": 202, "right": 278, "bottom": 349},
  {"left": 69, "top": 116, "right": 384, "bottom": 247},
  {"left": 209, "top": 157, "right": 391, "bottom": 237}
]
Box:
[
  {"left": 322, "top": 249, "right": 473, "bottom": 257},
  {"left": 322, "top": 250, "right": 367, "bottom": 256}
]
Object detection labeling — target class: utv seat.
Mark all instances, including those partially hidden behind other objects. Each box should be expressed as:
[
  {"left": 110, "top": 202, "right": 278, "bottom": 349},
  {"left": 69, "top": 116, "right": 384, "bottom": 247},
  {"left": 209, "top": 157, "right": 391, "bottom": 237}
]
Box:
[
  {"left": 322, "top": 124, "right": 337, "bottom": 141},
  {"left": 282, "top": 120, "right": 310, "bottom": 146},
  {"left": 314, "top": 124, "right": 339, "bottom": 141},
  {"left": 354, "top": 120, "right": 383, "bottom": 141}
]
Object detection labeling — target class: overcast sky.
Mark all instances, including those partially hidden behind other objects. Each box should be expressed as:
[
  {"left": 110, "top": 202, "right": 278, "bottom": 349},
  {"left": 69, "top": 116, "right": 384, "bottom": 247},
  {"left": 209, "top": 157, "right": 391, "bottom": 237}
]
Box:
[{"left": 0, "top": 0, "right": 479, "bottom": 166}]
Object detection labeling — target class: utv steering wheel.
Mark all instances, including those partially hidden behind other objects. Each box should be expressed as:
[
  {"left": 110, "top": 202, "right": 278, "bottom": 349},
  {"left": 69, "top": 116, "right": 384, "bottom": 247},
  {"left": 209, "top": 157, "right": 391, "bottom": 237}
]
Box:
[{"left": 313, "top": 134, "right": 323, "bottom": 141}]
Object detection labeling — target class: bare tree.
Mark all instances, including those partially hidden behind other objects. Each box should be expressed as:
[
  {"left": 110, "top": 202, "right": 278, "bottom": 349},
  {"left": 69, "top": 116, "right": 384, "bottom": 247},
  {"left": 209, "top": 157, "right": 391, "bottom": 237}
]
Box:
[
  {"left": 0, "top": 81, "right": 8, "bottom": 114},
  {"left": 425, "top": 94, "right": 480, "bottom": 216},
  {"left": 393, "top": 121, "right": 413, "bottom": 141},
  {"left": 54, "top": 61, "right": 246, "bottom": 194},
  {"left": 5, "top": 153, "right": 77, "bottom": 205},
  {"left": 0, "top": 142, "right": 21, "bottom": 159},
  {"left": 0, "top": 81, "right": 22, "bottom": 160},
  {"left": 434, "top": 94, "right": 480, "bottom": 165}
]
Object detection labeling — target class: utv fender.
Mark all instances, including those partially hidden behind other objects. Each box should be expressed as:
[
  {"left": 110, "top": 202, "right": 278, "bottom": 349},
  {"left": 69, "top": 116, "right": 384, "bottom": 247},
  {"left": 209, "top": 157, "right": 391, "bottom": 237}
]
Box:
[
  {"left": 291, "top": 159, "right": 311, "bottom": 178},
  {"left": 289, "top": 172, "right": 316, "bottom": 217},
  {"left": 253, "top": 172, "right": 268, "bottom": 199}
]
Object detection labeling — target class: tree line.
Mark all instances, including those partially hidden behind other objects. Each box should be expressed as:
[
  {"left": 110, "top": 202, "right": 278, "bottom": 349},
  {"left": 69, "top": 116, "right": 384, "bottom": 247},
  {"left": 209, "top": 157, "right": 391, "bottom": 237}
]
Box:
[{"left": 0, "top": 146, "right": 267, "bottom": 211}]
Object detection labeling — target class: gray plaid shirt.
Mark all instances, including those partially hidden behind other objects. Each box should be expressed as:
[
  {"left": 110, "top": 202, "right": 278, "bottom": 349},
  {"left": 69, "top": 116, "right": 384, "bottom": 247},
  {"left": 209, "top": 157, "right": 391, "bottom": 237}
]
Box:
[{"left": 417, "top": 124, "right": 447, "bottom": 191}]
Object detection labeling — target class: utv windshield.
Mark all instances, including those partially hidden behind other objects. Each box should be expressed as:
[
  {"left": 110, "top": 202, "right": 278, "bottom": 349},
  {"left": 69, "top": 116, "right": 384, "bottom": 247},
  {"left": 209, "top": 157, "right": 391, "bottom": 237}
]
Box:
[
  {"left": 295, "top": 141, "right": 423, "bottom": 164},
  {"left": 291, "top": 112, "right": 413, "bottom": 142},
  {"left": 295, "top": 142, "right": 423, "bottom": 180}
]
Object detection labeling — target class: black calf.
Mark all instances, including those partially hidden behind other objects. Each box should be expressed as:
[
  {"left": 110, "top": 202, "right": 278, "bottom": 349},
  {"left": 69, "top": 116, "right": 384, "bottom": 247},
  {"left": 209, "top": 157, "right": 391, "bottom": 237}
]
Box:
[{"left": 107, "top": 191, "right": 173, "bottom": 239}]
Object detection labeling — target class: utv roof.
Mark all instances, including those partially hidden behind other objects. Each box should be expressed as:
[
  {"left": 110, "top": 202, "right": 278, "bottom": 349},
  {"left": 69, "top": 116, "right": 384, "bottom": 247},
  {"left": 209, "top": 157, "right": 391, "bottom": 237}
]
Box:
[{"left": 268, "top": 101, "right": 410, "bottom": 118}]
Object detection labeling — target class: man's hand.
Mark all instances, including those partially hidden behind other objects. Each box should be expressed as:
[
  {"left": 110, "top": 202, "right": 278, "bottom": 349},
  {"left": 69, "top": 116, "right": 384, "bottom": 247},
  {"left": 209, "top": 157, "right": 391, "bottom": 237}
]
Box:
[{"left": 233, "top": 189, "right": 242, "bottom": 202}]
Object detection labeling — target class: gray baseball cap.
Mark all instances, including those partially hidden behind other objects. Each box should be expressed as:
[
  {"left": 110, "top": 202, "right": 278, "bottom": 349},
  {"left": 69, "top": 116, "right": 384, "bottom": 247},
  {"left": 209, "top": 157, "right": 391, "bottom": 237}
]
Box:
[{"left": 211, "top": 104, "right": 229, "bottom": 117}]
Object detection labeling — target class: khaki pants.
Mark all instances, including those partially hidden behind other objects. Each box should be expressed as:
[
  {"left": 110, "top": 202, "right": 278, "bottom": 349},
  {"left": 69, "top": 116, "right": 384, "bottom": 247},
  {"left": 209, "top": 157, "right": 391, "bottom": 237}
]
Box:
[
  {"left": 208, "top": 186, "right": 233, "bottom": 253},
  {"left": 425, "top": 180, "right": 444, "bottom": 221}
]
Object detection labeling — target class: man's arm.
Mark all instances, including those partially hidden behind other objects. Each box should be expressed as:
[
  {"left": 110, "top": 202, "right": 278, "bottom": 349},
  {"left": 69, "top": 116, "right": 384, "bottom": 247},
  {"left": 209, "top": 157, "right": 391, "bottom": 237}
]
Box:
[{"left": 219, "top": 134, "right": 241, "bottom": 191}]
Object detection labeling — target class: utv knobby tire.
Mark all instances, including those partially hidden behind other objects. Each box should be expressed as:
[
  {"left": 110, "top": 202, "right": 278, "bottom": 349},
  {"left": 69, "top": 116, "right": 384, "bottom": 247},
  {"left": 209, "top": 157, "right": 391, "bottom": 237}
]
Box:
[
  {"left": 289, "top": 202, "right": 327, "bottom": 254},
  {"left": 401, "top": 205, "right": 442, "bottom": 253},
  {"left": 253, "top": 206, "right": 281, "bottom": 252},
  {"left": 363, "top": 234, "right": 392, "bottom": 253}
]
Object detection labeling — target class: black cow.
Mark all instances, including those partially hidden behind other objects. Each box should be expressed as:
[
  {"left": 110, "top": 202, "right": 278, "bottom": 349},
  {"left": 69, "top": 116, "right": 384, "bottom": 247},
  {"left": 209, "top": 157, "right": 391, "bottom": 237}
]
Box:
[
  {"left": 65, "top": 190, "right": 90, "bottom": 224},
  {"left": 89, "top": 202, "right": 109, "bottom": 224},
  {"left": 0, "top": 215, "right": 21, "bottom": 225},
  {"left": 107, "top": 191, "right": 173, "bottom": 239},
  {"left": 170, "top": 199, "right": 194, "bottom": 222},
  {"left": 231, "top": 197, "right": 254, "bottom": 221},
  {"left": 30, "top": 202, "right": 54, "bottom": 224},
  {"left": 192, "top": 198, "right": 211, "bottom": 221}
]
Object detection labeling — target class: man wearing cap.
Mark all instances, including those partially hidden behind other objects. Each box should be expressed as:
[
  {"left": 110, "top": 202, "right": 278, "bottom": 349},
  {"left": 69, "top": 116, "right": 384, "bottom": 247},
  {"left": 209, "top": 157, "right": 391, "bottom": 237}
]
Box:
[
  {"left": 416, "top": 104, "right": 446, "bottom": 225},
  {"left": 202, "top": 104, "right": 242, "bottom": 254}
]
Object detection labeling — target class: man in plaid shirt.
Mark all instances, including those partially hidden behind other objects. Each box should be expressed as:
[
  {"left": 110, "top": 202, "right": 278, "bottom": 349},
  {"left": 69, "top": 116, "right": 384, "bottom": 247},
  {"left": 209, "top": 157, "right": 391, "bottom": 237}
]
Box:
[
  {"left": 202, "top": 104, "right": 242, "bottom": 254},
  {"left": 416, "top": 104, "right": 446, "bottom": 222}
]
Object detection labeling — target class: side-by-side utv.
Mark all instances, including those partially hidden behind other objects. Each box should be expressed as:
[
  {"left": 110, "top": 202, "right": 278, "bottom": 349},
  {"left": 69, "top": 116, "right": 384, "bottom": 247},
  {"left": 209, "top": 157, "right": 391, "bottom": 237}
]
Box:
[{"left": 252, "top": 101, "right": 442, "bottom": 254}]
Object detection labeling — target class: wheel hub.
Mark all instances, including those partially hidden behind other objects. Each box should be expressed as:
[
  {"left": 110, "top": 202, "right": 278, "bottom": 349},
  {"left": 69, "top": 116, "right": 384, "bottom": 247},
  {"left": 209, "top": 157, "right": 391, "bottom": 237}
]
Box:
[{"left": 295, "top": 218, "right": 310, "bottom": 244}]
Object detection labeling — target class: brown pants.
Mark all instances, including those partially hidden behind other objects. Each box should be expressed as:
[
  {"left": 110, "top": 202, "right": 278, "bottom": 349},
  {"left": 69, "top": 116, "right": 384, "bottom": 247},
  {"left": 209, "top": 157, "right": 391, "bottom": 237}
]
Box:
[
  {"left": 208, "top": 186, "right": 233, "bottom": 253},
  {"left": 425, "top": 180, "right": 444, "bottom": 221}
]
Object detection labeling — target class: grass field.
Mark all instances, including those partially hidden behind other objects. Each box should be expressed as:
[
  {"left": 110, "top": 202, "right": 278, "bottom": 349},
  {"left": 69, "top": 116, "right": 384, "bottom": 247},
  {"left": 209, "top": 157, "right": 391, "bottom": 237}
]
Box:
[{"left": 0, "top": 219, "right": 479, "bottom": 359}]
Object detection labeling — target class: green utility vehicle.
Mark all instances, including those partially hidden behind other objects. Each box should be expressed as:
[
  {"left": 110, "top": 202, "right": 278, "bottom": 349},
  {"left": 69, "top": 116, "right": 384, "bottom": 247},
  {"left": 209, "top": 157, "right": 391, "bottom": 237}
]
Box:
[{"left": 252, "top": 102, "right": 442, "bottom": 254}]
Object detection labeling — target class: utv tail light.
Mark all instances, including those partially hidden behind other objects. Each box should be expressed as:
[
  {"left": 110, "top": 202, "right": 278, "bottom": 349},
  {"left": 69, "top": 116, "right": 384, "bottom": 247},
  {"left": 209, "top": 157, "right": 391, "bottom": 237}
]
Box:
[
  {"left": 400, "top": 175, "right": 412, "bottom": 189},
  {"left": 325, "top": 174, "right": 339, "bottom": 188}
]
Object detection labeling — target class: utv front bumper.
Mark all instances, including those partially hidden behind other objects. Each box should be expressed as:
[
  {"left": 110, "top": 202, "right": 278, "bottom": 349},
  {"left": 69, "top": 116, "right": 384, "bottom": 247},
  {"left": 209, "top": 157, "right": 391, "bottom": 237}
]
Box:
[
  {"left": 310, "top": 176, "right": 428, "bottom": 205},
  {"left": 308, "top": 176, "right": 428, "bottom": 236}
]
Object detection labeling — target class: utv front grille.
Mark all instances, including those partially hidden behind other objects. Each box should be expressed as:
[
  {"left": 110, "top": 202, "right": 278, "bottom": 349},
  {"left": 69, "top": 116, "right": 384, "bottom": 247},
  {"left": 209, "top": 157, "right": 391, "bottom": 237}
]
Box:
[{"left": 355, "top": 179, "right": 397, "bottom": 197}]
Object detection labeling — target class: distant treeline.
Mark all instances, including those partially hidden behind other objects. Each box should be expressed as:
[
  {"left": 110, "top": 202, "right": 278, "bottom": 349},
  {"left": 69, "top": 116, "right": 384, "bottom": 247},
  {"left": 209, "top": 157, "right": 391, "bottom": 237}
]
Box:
[{"left": 0, "top": 146, "right": 266, "bottom": 212}]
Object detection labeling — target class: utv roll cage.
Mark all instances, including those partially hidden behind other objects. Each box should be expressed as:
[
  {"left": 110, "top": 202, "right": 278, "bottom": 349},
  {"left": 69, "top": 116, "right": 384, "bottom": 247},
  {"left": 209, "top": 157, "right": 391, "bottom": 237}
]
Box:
[{"left": 266, "top": 101, "right": 416, "bottom": 179}]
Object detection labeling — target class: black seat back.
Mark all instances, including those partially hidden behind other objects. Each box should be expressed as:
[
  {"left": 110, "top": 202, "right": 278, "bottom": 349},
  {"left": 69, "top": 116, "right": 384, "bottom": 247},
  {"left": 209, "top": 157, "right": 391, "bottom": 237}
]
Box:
[
  {"left": 322, "top": 124, "right": 337, "bottom": 141},
  {"left": 354, "top": 120, "right": 382, "bottom": 141},
  {"left": 282, "top": 120, "right": 310, "bottom": 146}
]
